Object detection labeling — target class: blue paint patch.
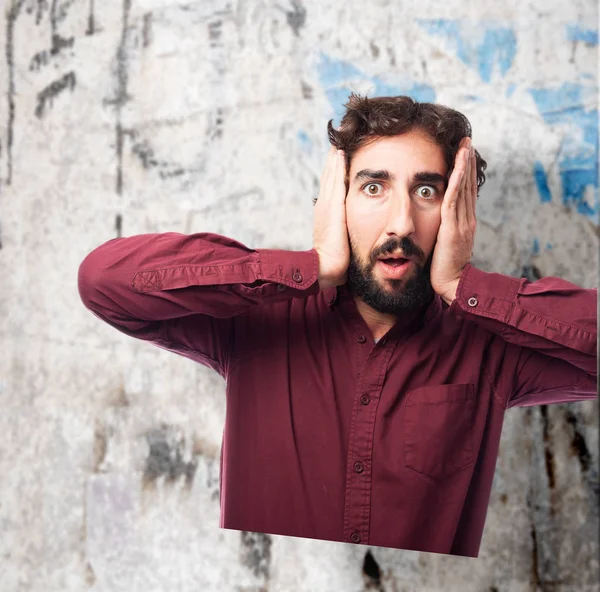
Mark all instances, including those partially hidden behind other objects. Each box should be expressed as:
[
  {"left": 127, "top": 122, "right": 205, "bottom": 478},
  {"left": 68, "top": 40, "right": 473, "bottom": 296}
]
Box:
[
  {"left": 529, "top": 83, "right": 599, "bottom": 221},
  {"left": 546, "top": 243, "right": 553, "bottom": 250},
  {"left": 506, "top": 84, "right": 517, "bottom": 98},
  {"left": 534, "top": 161, "right": 552, "bottom": 203},
  {"left": 532, "top": 238, "right": 540, "bottom": 256},
  {"left": 567, "top": 25, "right": 599, "bottom": 45},
  {"left": 297, "top": 130, "right": 312, "bottom": 152},
  {"left": 415, "top": 19, "right": 517, "bottom": 83},
  {"left": 316, "top": 53, "right": 436, "bottom": 125}
]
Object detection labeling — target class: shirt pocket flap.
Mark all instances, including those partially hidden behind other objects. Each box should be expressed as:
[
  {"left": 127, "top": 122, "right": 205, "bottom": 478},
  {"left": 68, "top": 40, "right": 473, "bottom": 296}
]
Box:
[{"left": 404, "top": 383, "right": 476, "bottom": 481}]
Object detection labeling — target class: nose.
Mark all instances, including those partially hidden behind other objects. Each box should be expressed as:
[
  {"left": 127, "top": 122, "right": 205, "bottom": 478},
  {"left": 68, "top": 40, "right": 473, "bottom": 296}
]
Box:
[{"left": 383, "top": 193, "right": 416, "bottom": 239}]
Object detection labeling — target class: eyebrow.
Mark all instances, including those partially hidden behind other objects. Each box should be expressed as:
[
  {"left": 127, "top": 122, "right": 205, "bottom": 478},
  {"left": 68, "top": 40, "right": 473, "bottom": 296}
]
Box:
[{"left": 353, "top": 169, "right": 447, "bottom": 187}]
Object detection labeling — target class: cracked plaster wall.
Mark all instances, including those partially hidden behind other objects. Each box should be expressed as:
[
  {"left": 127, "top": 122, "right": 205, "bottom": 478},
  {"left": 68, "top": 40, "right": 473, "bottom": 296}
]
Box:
[{"left": 0, "top": 1, "right": 598, "bottom": 591}]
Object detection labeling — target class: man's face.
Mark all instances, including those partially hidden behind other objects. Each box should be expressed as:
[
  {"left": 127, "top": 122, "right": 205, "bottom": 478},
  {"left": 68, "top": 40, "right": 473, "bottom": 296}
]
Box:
[{"left": 345, "top": 130, "right": 448, "bottom": 315}]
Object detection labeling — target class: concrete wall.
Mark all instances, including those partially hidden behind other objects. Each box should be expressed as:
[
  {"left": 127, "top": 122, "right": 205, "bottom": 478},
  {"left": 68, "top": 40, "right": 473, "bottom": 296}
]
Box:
[{"left": 0, "top": 1, "right": 597, "bottom": 590}]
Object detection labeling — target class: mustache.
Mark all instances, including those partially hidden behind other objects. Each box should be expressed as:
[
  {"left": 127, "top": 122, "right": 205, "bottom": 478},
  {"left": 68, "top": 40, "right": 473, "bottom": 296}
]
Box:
[{"left": 371, "top": 237, "right": 423, "bottom": 262}]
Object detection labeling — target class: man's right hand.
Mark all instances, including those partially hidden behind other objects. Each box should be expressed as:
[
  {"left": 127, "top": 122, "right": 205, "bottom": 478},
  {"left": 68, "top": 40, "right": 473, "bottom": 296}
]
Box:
[{"left": 313, "top": 146, "right": 350, "bottom": 290}]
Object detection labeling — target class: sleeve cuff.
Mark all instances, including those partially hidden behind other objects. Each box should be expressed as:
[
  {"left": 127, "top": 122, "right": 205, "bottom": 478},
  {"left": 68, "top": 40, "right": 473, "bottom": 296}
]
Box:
[
  {"left": 448, "top": 263, "right": 521, "bottom": 322},
  {"left": 257, "top": 248, "right": 321, "bottom": 297}
]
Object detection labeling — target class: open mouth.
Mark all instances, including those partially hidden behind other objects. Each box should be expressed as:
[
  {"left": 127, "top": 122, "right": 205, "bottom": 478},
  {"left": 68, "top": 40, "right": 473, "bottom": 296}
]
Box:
[{"left": 378, "top": 257, "right": 409, "bottom": 267}]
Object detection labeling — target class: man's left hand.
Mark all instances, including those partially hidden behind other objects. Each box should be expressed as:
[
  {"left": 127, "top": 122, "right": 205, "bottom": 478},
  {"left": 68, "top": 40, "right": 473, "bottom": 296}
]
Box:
[{"left": 430, "top": 137, "right": 478, "bottom": 305}]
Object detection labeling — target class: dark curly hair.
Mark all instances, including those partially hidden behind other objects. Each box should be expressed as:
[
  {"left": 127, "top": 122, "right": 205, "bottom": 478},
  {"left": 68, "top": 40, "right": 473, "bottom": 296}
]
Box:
[{"left": 325, "top": 93, "right": 487, "bottom": 198}]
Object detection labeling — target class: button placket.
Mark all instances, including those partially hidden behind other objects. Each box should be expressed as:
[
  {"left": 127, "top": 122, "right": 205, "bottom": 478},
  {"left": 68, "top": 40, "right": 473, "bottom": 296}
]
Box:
[{"left": 344, "top": 331, "right": 394, "bottom": 547}]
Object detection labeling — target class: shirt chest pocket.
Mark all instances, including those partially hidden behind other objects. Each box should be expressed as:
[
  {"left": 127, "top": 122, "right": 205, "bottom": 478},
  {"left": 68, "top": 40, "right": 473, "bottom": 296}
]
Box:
[{"left": 403, "top": 383, "right": 476, "bottom": 482}]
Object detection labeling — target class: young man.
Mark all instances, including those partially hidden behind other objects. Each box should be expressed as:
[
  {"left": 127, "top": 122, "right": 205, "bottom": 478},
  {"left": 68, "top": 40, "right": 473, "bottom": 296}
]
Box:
[{"left": 78, "top": 94, "right": 597, "bottom": 557}]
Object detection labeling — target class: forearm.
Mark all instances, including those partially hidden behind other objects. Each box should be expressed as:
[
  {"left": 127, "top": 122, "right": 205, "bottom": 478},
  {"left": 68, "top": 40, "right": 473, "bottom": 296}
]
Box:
[
  {"left": 78, "top": 232, "right": 320, "bottom": 334},
  {"left": 448, "top": 264, "right": 597, "bottom": 375}
]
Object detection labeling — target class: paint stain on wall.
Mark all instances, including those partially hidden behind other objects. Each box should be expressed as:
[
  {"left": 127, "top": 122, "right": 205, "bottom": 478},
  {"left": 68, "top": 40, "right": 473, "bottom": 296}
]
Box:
[
  {"left": 529, "top": 82, "right": 598, "bottom": 220},
  {"left": 142, "top": 426, "right": 198, "bottom": 489},
  {"left": 415, "top": 19, "right": 517, "bottom": 83},
  {"left": 282, "top": 0, "right": 306, "bottom": 37},
  {"left": 566, "top": 25, "right": 599, "bottom": 46},
  {"left": 533, "top": 161, "right": 552, "bottom": 204},
  {"left": 296, "top": 129, "right": 312, "bottom": 152},
  {"left": 317, "top": 52, "right": 436, "bottom": 125},
  {"left": 240, "top": 531, "right": 272, "bottom": 580},
  {"left": 35, "top": 71, "right": 76, "bottom": 118}
]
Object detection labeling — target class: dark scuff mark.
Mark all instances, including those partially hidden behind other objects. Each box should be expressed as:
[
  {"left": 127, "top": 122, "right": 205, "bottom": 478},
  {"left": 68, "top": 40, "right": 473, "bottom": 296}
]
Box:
[
  {"left": 500, "top": 493, "right": 508, "bottom": 504},
  {"left": 86, "top": 0, "right": 96, "bottom": 35},
  {"left": 300, "top": 80, "right": 313, "bottom": 99},
  {"left": 564, "top": 408, "right": 599, "bottom": 504},
  {"left": 142, "top": 425, "right": 198, "bottom": 489},
  {"left": 30, "top": 51, "right": 50, "bottom": 71},
  {"left": 92, "top": 423, "right": 107, "bottom": 473},
  {"left": 110, "top": 0, "right": 132, "bottom": 196},
  {"left": 115, "top": 213, "right": 122, "bottom": 238},
  {"left": 36, "top": 0, "right": 50, "bottom": 25},
  {"left": 540, "top": 405, "right": 556, "bottom": 490},
  {"left": 35, "top": 71, "right": 76, "bottom": 118},
  {"left": 85, "top": 562, "right": 96, "bottom": 586},
  {"left": 5, "top": 1, "right": 26, "bottom": 186},
  {"left": 129, "top": 132, "right": 199, "bottom": 182},
  {"left": 209, "top": 107, "right": 224, "bottom": 140},
  {"left": 521, "top": 264, "right": 543, "bottom": 282},
  {"left": 50, "top": 33, "right": 74, "bottom": 55},
  {"left": 131, "top": 137, "right": 160, "bottom": 169},
  {"left": 362, "top": 550, "right": 384, "bottom": 591},
  {"left": 282, "top": 0, "right": 306, "bottom": 37},
  {"left": 370, "top": 41, "right": 380, "bottom": 58},
  {"left": 208, "top": 19, "right": 222, "bottom": 48},
  {"left": 240, "top": 531, "right": 272, "bottom": 580},
  {"left": 387, "top": 46, "right": 396, "bottom": 67},
  {"left": 49, "top": 0, "right": 58, "bottom": 32},
  {"left": 529, "top": 508, "right": 541, "bottom": 591},
  {"left": 564, "top": 409, "right": 592, "bottom": 472},
  {"left": 53, "top": 0, "right": 78, "bottom": 24},
  {"left": 142, "top": 12, "right": 152, "bottom": 47},
  {"left": 30, "top": 34, "right": 74, "bottom": 71}
]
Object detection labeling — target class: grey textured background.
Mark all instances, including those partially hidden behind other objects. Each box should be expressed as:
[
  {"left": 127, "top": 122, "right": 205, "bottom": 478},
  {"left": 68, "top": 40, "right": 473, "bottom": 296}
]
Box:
[{"left": 0, "top": 1, "right": 598, "bottom": 590}]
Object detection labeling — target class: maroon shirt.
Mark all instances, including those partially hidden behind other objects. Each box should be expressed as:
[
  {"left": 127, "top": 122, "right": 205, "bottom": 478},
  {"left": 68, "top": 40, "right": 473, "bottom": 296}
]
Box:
[{"left": 77, "top": 232, "right": 597, "bottom": 557}]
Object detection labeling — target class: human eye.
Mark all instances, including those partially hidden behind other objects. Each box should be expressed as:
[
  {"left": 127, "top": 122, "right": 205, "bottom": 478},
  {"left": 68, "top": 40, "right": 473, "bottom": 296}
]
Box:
[
  {"left": 361, "top": 182, "right": 384, "bottom": 197},
  {"left": 415, "top": 185, "right": 438, "bottom": 199}
]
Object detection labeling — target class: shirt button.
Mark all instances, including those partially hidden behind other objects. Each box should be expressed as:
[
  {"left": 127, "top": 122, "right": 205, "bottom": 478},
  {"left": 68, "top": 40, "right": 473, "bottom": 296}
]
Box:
[
  {"left": 277, "top": 284, "right": 286, "bottom": 291},
  {"left": 360, "top": 394, "right": 370, "bottom": 405},
  {"left": 354, "top": 461, "right": 364, "bottom": 473},
  {"left": 292, "top": 272, "right": 303, "bottom": 283},
  {"left": 357, "top": 335, "right": 366, "bottom": 343},
  {"left": 350, "top": 532, "right": 361, "bottom": 543},
  {"left": 468, "top": 297, "right": 478, "bottom": 307}
]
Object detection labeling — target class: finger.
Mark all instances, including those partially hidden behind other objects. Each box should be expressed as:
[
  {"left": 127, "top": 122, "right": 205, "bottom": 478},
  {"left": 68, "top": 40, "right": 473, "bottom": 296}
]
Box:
[
  {"left": 444, "top": 145, "right": 469, "bottom": 223},
  {"left": 456, "top": 146, "right": 471, "bottom": 225},
  {"left": 334, "top": 150, "right": 347, "bottom": 204},
  {"left": 319, "top": 146, "right": 337, "bottom": 202},
  {"left": 470, "top": 145, "right": 478, "bottom": 217},
  {"left": 463, "top": 145, "right": 476, "bottom": 226}
]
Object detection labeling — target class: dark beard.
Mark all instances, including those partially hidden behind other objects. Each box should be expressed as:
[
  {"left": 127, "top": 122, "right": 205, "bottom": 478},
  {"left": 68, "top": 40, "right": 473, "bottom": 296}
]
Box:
[{"left": 346, "top": 236, "right": 435, "bottom": 315}]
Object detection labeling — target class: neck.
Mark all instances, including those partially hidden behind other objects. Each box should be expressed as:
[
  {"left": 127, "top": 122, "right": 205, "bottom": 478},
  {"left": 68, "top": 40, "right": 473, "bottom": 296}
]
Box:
[{"left": 353, "top": 296, "right": 398, "bottom": 341}]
